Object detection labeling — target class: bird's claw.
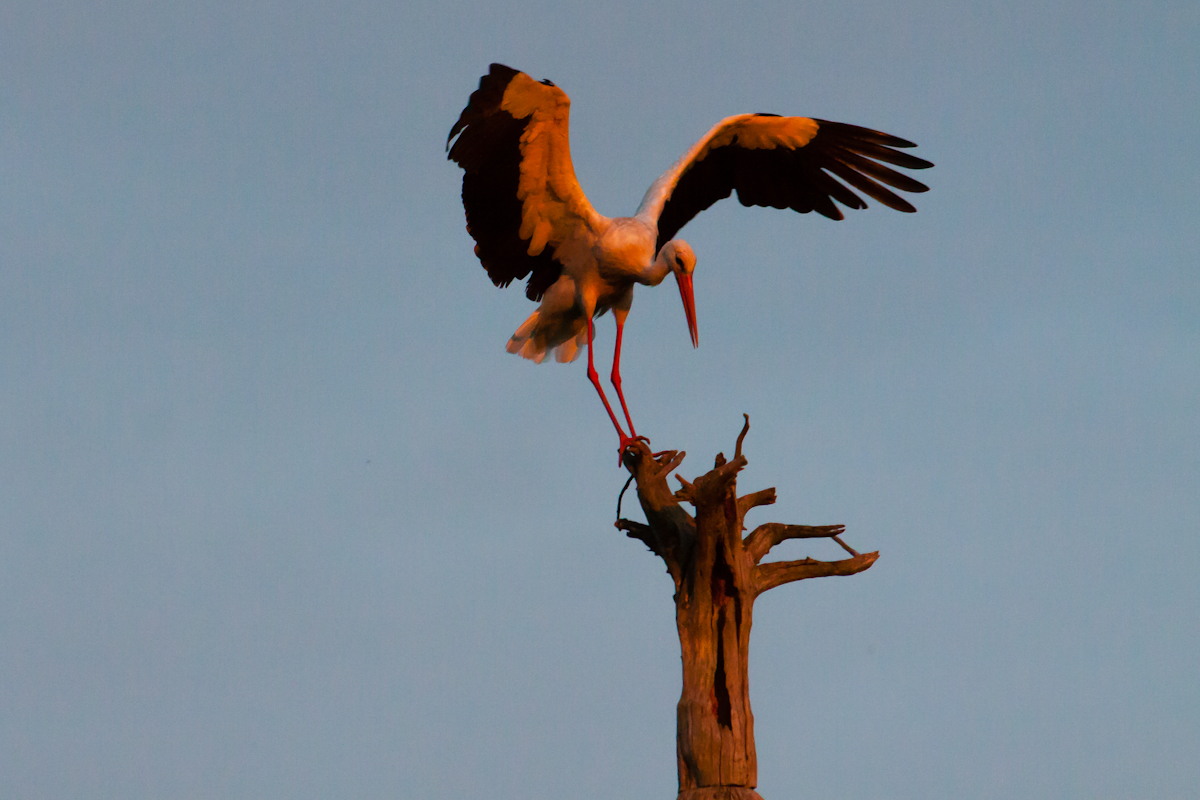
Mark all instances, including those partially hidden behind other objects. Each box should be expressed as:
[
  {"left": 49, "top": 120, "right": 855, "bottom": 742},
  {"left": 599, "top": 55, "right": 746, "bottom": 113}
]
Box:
[{"left": 618, "top": 434, "right": 651, "bottom": 466}]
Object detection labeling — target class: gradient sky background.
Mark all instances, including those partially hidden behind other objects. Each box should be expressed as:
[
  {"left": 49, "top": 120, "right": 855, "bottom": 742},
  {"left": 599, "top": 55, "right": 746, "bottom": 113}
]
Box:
[{"left": 3, "top": 1, "right": 1198, "bottom": 798}]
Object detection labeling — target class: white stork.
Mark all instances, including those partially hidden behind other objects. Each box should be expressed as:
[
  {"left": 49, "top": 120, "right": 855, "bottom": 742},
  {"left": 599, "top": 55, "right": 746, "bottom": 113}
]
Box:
[{"left": 447, "top": 63, "right": 932, "bottom": 454}]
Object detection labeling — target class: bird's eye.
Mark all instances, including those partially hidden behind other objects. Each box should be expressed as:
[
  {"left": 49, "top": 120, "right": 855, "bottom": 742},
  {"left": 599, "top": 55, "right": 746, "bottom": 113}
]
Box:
[{"left": 674, "top": 256, "right": 683, "bottom": 268}]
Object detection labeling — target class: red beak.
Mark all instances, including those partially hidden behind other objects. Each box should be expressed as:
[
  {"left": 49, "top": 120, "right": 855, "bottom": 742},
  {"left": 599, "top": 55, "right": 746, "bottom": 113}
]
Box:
[{"left": 675, "top": 272, "right": 698, "bottom": 348}]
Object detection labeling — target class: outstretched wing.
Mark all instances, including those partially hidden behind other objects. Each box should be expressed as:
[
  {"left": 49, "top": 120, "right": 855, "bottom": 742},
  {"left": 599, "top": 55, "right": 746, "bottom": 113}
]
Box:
[
  {"left": 447, "top": 64, "right": 607, "bottom": 301},
  {"left": 636, "top": 114, "right": 933, "bottom": 253}
]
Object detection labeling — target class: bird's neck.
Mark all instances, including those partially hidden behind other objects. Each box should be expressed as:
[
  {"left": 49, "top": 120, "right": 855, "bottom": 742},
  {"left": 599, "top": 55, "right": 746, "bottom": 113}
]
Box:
[{"left": 638, "top": 251, "right": 672, "bottom": 287}]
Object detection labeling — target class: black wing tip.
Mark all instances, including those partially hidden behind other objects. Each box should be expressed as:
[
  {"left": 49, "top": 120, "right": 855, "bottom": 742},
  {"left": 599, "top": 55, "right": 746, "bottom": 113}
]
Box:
[
  {"left": 488, "top": 63, "right": 521, "bottom": 79},
  {"left": 817, "top": 119, "right": 919, "bottom": 148},
  {"left": 446, "top": 121, "right": 462, "bottom": 153},
  {"left": 814, "top": 118, "right": 933, "bottom": 156},
  {"left": 447, "top": 63, "right": 526, "bottom": 154},
  {"left": 897, "top": 153, "right": 934, "bottom": 170},
  {"left": 487, "top": 63, "right": 552, "bottom": 87}
]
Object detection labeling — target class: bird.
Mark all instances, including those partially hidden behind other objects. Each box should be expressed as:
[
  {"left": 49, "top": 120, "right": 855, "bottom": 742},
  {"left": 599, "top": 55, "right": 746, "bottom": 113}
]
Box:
[{"left": 447, "top": 63, "right": 932, "bottom": 456}]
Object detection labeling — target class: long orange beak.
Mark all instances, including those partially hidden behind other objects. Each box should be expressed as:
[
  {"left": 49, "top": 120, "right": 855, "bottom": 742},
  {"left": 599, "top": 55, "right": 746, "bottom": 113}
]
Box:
[{"left": 675, "top": 272, "right": 698, "bottom": 348}]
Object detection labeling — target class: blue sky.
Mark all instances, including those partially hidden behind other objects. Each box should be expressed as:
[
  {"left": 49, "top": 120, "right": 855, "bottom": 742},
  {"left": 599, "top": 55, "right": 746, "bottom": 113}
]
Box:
[{"left": 2, "top": 1, "right": 1197, "bottom": 798}]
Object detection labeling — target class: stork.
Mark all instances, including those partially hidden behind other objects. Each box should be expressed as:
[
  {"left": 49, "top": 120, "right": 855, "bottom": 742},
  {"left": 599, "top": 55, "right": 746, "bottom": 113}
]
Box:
[{"left": 447, "top": 64, "right": 932, "bottom": 455}]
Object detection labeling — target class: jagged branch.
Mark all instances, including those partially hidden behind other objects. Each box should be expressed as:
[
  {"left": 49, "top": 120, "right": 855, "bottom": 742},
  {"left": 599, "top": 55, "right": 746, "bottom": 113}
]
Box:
[
  {"left": 743, "top": 523, "right": 847, "bottom": 564},
  {"left": 674, "top": 473, "right": 695, "bottom": 504},
  {"left": 675, "top": 415, "right": 753, "bottom": 510},
  {"left": 734, "top": 413, "right": 751, "bottom": 460},
  {"left": 710, "top": 449, "right": 748, "bottom": 489},
  {"left": 688, "top": 451, "right": 747, "bottom": 508},
  {"left": 737, "top": 488, "right": 776, "bottom": 519},
  {"left": 654, "top": 449, "right": 688, "bottom": 481},
  {"left": 616, "top": 518, "right": 660, "bottom": 555},
  {"left": 615, "top": 514, "right": 689, "bottom": 588},
  {"left": 752, "top": 551, "right": 879, "bottom": 595},
  {"left": 617, "top": 442, "right": 698, "bottom": 588}
]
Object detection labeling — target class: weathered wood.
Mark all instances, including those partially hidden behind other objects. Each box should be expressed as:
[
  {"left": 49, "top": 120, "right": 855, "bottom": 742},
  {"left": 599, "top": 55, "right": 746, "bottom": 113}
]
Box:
[
  {"left": 617, "top": 417, "right": 878, "bottom": 800},
  {"left": 677, "top": 788, "right": 765, "bottom": 800}
]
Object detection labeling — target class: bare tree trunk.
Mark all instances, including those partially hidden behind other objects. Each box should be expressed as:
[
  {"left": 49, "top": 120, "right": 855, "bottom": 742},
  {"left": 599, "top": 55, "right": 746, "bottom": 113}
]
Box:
[{"left": 618, "top": 417, "right": 877, "bottom": 800}]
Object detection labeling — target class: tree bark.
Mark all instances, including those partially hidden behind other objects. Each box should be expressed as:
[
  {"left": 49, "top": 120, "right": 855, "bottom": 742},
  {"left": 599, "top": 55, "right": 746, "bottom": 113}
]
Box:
[{"left": 617, "top": 417, "right": 877, "bottom": 800}]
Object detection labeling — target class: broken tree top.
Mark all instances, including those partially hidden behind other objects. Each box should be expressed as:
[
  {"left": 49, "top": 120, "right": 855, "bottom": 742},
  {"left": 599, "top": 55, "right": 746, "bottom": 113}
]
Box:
[{"left": 615, "top": 416, "right": 877, "bottom": 800}]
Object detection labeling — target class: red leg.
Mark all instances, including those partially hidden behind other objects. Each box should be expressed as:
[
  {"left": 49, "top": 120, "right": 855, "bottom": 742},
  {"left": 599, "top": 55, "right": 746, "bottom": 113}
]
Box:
[
  {"left": 586, "top": 315, "right": 630, "bottom": 444},
  {"left": 610, "top": 314, "right": 638, "bottom": 438}
]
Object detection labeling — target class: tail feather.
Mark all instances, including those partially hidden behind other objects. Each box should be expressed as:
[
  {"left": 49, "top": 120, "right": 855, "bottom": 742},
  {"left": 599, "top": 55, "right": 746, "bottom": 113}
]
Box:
[
  {"left": 506, "top": 311, "right": 540, "bottom": 357},
  {"left": 554, "top": 330, "right": 586, "bottom": 363},
  {"left": 506, "top": 309, "right": 586, "bottom": 364}
]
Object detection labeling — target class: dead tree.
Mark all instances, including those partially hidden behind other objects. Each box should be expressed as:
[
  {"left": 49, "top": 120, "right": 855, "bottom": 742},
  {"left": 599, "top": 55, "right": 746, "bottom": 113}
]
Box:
[{"left": 617, "top": 417, "right": 878, "bottom": 800}]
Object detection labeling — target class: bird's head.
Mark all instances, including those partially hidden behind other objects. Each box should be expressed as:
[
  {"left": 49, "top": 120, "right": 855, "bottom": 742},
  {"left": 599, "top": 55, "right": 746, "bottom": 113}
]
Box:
[{"left": 662, "top": 240, "right": 698, "bottom": 348}]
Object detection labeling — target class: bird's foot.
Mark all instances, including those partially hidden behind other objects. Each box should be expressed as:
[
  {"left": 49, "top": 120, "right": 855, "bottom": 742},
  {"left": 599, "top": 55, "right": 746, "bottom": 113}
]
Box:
[{"left": 618, "top": 434, "right": 650, "bottom": 466}]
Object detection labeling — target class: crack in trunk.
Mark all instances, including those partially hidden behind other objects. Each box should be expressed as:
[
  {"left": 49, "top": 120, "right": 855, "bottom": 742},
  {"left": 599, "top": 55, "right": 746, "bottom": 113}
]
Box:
[{"left": 713, "top": 606, "right": 732, "bottom": 729}]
